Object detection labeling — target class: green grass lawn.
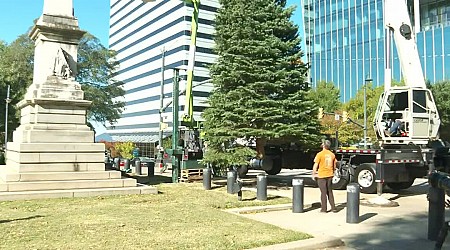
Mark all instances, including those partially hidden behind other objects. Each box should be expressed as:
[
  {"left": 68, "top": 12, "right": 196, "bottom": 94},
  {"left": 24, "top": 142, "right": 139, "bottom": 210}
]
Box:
[{"left": 0, "top": 182, "right": 311, "bottom": 250}]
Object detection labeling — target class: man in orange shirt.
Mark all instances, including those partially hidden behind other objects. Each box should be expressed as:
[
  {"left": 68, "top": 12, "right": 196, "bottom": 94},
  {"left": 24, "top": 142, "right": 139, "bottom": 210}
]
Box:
[{"left": 312, "top": 140, "right": 337, "bottom": 213}]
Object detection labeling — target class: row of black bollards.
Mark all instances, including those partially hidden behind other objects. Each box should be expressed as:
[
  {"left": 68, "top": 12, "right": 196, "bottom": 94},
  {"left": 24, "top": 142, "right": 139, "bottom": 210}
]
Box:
[{"left": 202, "top": 169, "right": 360, "bottom": 224}]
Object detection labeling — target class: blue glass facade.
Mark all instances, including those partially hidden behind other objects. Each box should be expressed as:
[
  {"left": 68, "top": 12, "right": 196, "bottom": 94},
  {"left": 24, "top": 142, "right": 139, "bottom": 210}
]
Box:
[{"left": 302, "top": 0, "right": 450, "bottom": 102}]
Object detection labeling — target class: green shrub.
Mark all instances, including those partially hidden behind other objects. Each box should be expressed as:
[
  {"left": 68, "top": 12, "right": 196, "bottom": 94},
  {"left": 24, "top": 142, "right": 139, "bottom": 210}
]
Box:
[{"left": 114, "top": 141, "right": 135, "bottom": 159}]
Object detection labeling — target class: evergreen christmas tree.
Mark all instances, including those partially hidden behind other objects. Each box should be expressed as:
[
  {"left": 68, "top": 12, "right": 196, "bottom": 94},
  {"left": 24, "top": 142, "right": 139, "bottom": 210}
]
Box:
[{"left": 202, "top": 0, "right": 321, "bottom": 168}]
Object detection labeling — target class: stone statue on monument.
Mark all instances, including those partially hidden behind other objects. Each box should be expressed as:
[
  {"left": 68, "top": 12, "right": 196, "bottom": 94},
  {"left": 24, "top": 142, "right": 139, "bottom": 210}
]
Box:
[{"left": 53, "top": 47, "right": 74, "bottom": 80}]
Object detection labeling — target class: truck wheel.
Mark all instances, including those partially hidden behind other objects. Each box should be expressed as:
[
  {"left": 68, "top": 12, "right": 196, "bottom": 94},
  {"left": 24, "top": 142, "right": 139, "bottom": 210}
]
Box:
[
  {"left": 237, "top": 165, "right": 249, "bottom": 178},
  {"left": 332, "top": 167, "right": 350, "bottom": 190},
  {"left": 386, "top": 179, "right": 414, "bottom": 190},
  {"left": 265, "top": 159, "right": 282, "bottom": 175},
  {"left": 355, "top": 164, "right": 377, "bottom": 193}
]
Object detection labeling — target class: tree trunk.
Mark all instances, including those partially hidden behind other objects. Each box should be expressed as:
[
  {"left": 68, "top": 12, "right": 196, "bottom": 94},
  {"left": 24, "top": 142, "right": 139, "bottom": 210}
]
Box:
[{"left": 256, "top": 137, "right": 267, "bottom": 159}]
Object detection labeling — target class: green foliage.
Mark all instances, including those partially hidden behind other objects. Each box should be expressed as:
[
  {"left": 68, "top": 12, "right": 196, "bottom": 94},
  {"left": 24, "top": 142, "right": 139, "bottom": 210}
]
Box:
[
  {"left": 77, "top": 34, "right": 125, "bottom": 126},
  {"left": 0, "top": 32, "right": 125, "bottom": 136},
  {"left": 429, "top": 80, "right": 450, "bottom": 140},
  {"left": 202, "top": 0, "right": 321, "bottom": 164},
  {"left": 0, "top": 35, "right": 34, "bottom": 139},
  {"left": 202, "top": 145, "right": 256, "bottom": 168},
  {"left": 114, "top": 141, "right": 135, "bottom": 159},
  {"left": 341, "top": 83, "right": 384, "bottom": 145},
  {"left": 308, "top": 80, "right": 341, "bottom": 113},
  {"left": 162, "top": 136, "right": 172, "bottom": 150}
]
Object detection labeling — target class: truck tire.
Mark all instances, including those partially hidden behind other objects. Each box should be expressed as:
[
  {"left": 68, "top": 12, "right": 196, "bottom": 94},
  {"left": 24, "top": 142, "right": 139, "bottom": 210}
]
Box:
[
  {"left": 332, "top": 167, "right": 350, "bottom": 190},
  {"left": 265, "top": 159, "right": 282, "bottom": 175},
  {"left": 355, "top": 163, "right": 377, "bottom": 194},
  {"left": 386, "top": 179, "right": 414, "bottom": 190},
  {"left": 237, "top": 165, "right": 249, "bottom": 178}
]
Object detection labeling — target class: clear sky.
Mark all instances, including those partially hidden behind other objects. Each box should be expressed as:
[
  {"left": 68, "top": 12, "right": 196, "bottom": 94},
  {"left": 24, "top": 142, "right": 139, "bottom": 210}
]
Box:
[
  {"left": 0, "top": 0, "right": 303, "bottom": 135},
  {"left": 0, "top": 0, "right": 110, "bottom": 45},
  {"left": 0, "top": 0, "right": 302, "bottom": 46}
]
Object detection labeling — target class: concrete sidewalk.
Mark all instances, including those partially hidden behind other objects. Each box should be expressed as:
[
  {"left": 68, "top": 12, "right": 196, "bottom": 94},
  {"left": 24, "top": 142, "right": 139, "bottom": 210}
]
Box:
[{"left": 231, "top": 177, "right": 450, "bottom": 250}]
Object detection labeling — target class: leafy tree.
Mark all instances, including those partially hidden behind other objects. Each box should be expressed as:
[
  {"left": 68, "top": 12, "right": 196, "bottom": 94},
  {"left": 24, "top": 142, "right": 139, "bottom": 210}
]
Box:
[
  {"left": 429, "top": 80, "right": 450, "bottom": 141},
  {"left": 341, "top": 83, "right": 384, "bottom": 145},
  {"left": 309, "top": 80, "right": 341, "bottom": 113},
  {"left": 77, "top": 34, "right": 125, "bottom": 126},
  {"left": 114, "top": 141, "right": 135, "bottom": 159},
  {"left": 308, "top": 80, "right": 343, "bottom": 143},
  {"left": 202, "top": 0, "right": 321, "bottom": 166},
  {"left": 0, "top": 35, "right": 34, "bottom": 140},
  {"left": 0, "top": 33, "right": 124, "bottom": 138}
]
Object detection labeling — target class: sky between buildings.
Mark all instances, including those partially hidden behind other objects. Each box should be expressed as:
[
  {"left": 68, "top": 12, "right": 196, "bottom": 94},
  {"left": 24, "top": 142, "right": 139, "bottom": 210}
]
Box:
[{"left": 0, "top": 0, "right": 303, "bottom": 135}]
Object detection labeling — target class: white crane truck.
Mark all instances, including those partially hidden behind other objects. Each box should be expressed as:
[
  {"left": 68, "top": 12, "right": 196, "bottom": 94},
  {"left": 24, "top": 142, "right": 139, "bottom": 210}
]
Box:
[
  {"left": 249, "top": 0, "right": 450, "bottom": 194},
  {"left": 331, "top": 0, "right": 449, "bottom": 194}
]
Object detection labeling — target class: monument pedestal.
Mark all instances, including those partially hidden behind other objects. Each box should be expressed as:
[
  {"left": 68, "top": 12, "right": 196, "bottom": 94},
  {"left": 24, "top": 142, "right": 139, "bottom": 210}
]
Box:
[
  {"left": 0, "top": 0, "right": 156, "bottom": 201},
  {"left": 0, "top": 78, "right": 156, "bottom": 201}
]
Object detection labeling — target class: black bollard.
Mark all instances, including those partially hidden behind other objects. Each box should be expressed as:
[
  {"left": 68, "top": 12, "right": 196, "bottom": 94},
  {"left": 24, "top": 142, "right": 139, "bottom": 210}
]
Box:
[
  {"left": 135, "top": 160, "right": 141, "bottom": 175},
  {"left": 428, "top": 185, "right": 445, "bottom": 241},
  {"left": 227, "top": 170, "right": 237, "bottom": 194},
  {"left": 147, "top": 161, "right": 155, "bottom": 177},
  {"left": 257, "top": 174, "right": 267, "bottom": 201},
  {"left": 292, "top": 178, "right": 304, "bottom": 213},
  {"left": 203, "top": 168, "right": 212, "bottom": 190},
  {"left": 124, "top": 159, "right": 131, "bottom": 172},
  {"left": 346, "top": 183, "right": 360, "bottom": 224}
]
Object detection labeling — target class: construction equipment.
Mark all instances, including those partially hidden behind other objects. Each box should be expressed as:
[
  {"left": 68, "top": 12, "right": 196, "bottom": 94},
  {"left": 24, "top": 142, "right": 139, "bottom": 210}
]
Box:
[
  {"left": 248, "top": 1, "right": 450, "bottom": 194},
  {"left": 332, "top": 0, "right": 449, "bottom": 194},
  {"left": 373, "top": 0, "right": 440, "bottom": 147},
  {"left": 162, "top": 0, "right": 204, "bottom": 182}
]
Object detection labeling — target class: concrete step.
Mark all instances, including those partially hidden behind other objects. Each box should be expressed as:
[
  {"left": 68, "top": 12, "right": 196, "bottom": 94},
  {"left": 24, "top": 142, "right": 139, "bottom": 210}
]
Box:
[
  {"left": 0, "top": 178, "right": 137, "bottom": 192},
  {"left": 1, "top": 163, "right": 105, "bottom": 172},
  {"left": 0, "top": 170, "right": 122, "bottom": 182},
  {"left": 0, "top": 185, "right": 157, "bottom": 201}
]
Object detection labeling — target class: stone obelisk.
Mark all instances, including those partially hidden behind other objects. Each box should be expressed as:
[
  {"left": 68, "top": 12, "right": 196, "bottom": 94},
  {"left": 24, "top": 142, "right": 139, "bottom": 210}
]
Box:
[{"left": 0, "top": 0, "right": 156, "bottom": 200}]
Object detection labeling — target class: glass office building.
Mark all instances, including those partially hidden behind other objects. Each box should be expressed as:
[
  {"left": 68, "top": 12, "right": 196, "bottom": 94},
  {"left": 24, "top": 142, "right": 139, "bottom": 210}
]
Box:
[
  {"left": 106, "top": 0, "right": 217, "bottom": 142},
  {"left": 302, "top": 0, "right": 450, "bottom": 102}
]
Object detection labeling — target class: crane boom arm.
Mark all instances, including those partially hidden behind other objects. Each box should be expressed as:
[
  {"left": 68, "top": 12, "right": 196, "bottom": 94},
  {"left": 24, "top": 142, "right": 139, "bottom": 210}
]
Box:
[
  {"left": 183, "top": 0, "right": 200, "bottom": 127},
  {"left": 384, "top": 0, "right": 425, "bottom": 89}
]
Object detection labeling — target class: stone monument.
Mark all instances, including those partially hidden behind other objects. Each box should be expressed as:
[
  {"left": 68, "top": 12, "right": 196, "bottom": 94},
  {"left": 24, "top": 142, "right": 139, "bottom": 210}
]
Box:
[{"left": 0, "top": 0, "right": 156, "bottom": 200}]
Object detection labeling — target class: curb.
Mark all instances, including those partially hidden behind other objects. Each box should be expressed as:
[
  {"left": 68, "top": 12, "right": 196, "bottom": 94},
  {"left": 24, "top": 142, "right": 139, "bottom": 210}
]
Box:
[
  {"left": 227, "top": 203, "right": 292, "bottom": 214},
  {"left": 247, "top": 236, "right": 345, "bottom": 250}
]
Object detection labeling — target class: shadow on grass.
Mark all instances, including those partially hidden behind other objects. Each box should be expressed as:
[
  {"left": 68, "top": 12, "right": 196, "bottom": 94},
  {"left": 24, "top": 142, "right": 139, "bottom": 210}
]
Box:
[
  {"left": 121, "top": 172, "right": 173, "bottom": 185},
  {"left": 0, "top": 215, "right": 44, "bottom": 224}
]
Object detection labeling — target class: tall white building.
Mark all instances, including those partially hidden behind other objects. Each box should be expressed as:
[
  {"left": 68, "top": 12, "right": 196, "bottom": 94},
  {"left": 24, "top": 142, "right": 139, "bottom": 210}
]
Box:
[{"left": 107, "top": 0, "right": 218, "bottom": 144}]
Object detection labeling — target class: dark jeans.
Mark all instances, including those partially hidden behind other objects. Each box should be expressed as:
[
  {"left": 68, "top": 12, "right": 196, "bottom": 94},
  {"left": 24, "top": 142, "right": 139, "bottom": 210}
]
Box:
[
  {"left": 389, "top": 120, "right": 402, "bottom": 135},
  {"left": 317, "top": 177, "right": 336, "bottom": 212}
]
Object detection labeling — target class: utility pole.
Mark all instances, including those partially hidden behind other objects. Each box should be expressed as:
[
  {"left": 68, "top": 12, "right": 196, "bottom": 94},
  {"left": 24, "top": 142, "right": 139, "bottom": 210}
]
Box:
[
  {"left": 157, "top": 47, "right": 166, "bottom": 165},
  {"left": 4, "top": 85, "right": 11, "bottom": 149},
  {"left": 170, "top": 68, "right": 181, "bottom": 183},
  {"left": 364, "top": 76, "right": 372, "bottom": 149}
]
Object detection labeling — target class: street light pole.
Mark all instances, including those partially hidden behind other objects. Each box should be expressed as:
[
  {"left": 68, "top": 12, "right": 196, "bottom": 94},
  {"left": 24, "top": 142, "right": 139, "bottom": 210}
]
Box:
[
  {"left": 158, "top": 47, "right": 166, "bottom": 159},
  {"left": 364, "top": 76, "right": 372, "bottom": 149},
  {"left": 4, "top": 85, "right": 11, "bottom": 149}
]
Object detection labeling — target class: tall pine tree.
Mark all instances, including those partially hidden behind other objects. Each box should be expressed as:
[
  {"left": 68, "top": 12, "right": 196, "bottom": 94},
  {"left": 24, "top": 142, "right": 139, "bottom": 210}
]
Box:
[{"left": 202, "top": 0, "right": 321, "bottom": 166}]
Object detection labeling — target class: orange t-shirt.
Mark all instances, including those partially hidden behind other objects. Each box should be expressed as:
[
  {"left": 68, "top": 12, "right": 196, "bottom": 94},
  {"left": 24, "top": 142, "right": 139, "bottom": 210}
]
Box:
[{"left": 314, "top": 149, "right": 336, "bottom": 178}]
